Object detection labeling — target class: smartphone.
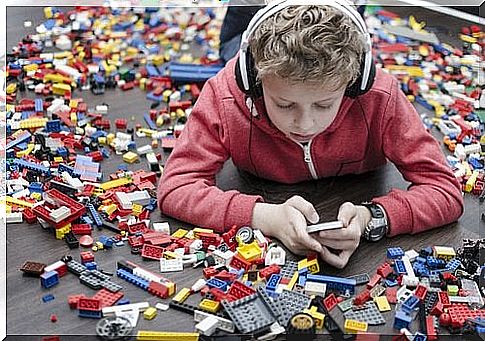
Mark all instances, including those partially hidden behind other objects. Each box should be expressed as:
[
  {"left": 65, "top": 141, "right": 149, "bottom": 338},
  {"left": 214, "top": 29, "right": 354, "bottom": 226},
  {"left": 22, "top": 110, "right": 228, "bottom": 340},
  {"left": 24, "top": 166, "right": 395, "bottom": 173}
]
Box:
[{"left": 306, "top": 220, "right": 344, "bottom": 234}]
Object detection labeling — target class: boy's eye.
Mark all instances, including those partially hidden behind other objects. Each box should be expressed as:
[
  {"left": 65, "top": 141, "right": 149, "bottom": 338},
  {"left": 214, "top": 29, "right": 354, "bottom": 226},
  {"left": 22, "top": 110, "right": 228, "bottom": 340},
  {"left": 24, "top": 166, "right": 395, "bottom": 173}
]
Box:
[
  {"left": 276, "top": 103, "right": 295, "bottom": 109},
  {"left": 315, "top": 104, "right": 332, "bottom": 110}
]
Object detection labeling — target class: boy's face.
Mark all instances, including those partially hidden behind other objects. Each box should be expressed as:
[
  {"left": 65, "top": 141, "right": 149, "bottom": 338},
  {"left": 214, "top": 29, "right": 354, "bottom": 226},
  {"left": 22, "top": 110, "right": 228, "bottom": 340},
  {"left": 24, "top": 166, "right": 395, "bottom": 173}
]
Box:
[{"left": 261, "top": 75, "right": 346, "bottom": 143}]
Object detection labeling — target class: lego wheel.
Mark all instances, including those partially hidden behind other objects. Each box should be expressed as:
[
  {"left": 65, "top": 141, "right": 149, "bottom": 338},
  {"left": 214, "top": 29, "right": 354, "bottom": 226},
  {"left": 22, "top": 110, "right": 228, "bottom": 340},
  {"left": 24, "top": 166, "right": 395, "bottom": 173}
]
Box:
[
  {"left": 236, "top": 226, "right": 254, "bottom": 244},
  {"left": 96, "top": 316, "right": 133, "bottom": 340},
  {"left": 287, "top": 312, "right": 316, "bottom": 337}
]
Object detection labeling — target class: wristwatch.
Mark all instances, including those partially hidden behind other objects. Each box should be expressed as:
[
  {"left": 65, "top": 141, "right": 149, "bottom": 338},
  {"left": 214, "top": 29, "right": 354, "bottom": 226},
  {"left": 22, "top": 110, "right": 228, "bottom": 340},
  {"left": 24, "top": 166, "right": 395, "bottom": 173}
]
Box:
[{"left": 361, "top": 202, "right": 388, "bottom": 242}]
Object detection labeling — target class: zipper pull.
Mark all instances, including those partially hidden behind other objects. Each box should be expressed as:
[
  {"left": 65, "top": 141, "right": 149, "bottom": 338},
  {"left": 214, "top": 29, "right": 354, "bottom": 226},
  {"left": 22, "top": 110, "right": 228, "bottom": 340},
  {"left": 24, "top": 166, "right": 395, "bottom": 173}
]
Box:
[{"left": 303, "top": 143, "right": 311, "bottom": 163}]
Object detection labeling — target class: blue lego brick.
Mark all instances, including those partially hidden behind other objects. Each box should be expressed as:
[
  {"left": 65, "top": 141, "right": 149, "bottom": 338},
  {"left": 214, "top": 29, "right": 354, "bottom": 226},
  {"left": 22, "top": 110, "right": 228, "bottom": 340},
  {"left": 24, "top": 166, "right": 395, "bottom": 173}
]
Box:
[
  {"left": 17, "top": 142, "right": 29, "bottom": 150},
  {"left": 146, "top": 92, "right": 164, "bottom": 102},
  {"left": 415, "top": 96, "right": 434, "bottom": 111},
  {"left": 394, "top": 260, "right": 407, "bottom": 274},
  {"left": 394, "top": 310, "right": 412, "bottom": 330},
  {"left": 6, "top": 131, "right": 32, "bottom": 150},
  {"left": 100, "top": 147, "right": 111, "bottom": 159},
  {"left": 116, "top": 269, "right": 149, "bottom": 290},
  {"left": 81, "top": 215, "right": 94, "bottom": 225},
  {"left": 145, "top": 64, "right": 160, "bottom": 77},
  {"left": 78, "top": 309, "right": 102, "bottom": 319},
  {"left": 386, "top": 247, "right": 404, "bottom": 259},
  {"left": 98, "top": 235, "right": 113, "bottom": 248},
  {"left": 144, "top": 113, "right": 157, "bottom": 130},
  {"left": 93, "top": 73, "right": 105, "bottom": 84},
  {"left": 40, "top": 271, "right": 59, "bottom": 289},
  {"left": 58, "top": 163, "right": 74, "bottom": 176},
  {"left": 117, "top": 298, "right": 130, "bottom": 305},
  {"left": 85, "top": 262, "right": 97, "bottom": 270},
  {"left": 86, "top": 203, "right": 103, "bottom": 227},
  {"left": 385, "top": 279, "right": 398, "bottom": 287},
  {"left": 421, "top": 247, "right": 433, "bottom": 257},
  {"left": 413, "top": 332, "right": 427, "bottom": 341},
  {"left": 445, "top": 258, "right": 461, "bottom": 272},
  {"left": 297, "top": 274, "right": 307, "bottom": 288},
  {"left": 306, "top": 274, "right": 356, "bottom": 295},
  {"left": 35, "top": 98, "right": 43, "bottom": 112},
  {"left": 426, "top": 256, "right": 440, "bottom": 269},
  {"left": 6, "top": 124, "right": 11, "bottom": 136},
  {"left": 207, "top": 278, "right": 228, "bottom": 291},
  {"left": 28, "top": 182, "right": 43, "bottom": 193},
  {"left": 56, "top": 147, "right": 68, "bottom": 157},
  {"left": 415, "top": 256, "right": 427, "bottom": 264},
  {"left": 266, "top": 274, "right": 281, "bottom": 292},
  {"left": 91, "top": 130, "right": 107, "bottom": 140},
  {"left": 13, "top": 159, "right": 51, "bottom": 176},
  {"left": 42, "top": 294, "right": 55, "bottom": 303},
  {"left": 46, "top": 119, "right": 61, "bottom": 132},
  {"left": 401, "top": 295, "right": 419, "bottom": 314}
]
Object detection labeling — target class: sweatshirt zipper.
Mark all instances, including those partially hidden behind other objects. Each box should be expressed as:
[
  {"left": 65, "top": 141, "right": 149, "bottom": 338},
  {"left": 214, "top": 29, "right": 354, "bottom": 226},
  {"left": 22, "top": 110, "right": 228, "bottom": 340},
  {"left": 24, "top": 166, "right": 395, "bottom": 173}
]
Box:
[{"left": 298, "top": 140, "right": 318, "bottom": 180}]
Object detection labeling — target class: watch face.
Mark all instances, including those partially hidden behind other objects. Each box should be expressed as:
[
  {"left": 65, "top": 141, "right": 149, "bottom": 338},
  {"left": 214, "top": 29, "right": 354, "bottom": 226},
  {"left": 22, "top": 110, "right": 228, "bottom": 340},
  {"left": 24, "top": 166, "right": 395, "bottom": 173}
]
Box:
[{"left": 369, "top": 225, "right": 386, "bottom": 241}]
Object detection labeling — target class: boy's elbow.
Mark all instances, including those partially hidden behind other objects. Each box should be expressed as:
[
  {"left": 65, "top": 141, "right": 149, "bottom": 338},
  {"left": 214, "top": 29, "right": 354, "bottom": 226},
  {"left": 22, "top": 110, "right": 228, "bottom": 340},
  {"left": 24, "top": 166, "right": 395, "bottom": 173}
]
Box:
[{"left": 448, "top": 179, "right": 464, "bottom": 222}]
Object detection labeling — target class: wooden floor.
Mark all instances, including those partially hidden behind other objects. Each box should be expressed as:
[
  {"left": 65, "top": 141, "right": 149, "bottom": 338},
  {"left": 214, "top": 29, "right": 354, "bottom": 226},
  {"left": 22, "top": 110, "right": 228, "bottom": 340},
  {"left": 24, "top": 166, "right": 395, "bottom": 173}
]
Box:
[{"left": 5, "top": 5, "right": 484, "bottom": 338}]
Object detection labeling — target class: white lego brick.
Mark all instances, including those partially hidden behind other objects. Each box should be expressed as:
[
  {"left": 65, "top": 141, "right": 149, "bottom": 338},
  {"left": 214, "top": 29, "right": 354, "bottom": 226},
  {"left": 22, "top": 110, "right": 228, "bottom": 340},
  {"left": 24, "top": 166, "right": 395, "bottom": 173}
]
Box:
[
  {"left": 44, "top": 260, "right": 66, "bottom": 274},
  {"left": 190, "top": 279, "right": 206, "bottom": 293},
  {"left": 401, "top": 275, "right": 419, "bottom": 288},
  {"left": 304, "top": 281, "right": 327, "bottom": 296},
  {"left": 61, "top": 171, "right": 84, "bottom": 190},
  {"left": 6, "top": 212, "right": 23, "bottom": 224},
  {"left": 136, "top": 145, "right": 153, "bottom": 155},
  {"left": 212, "top": 249, "right": 234, "bottom": 267},
  {"left": 153, "top": 222, "right": 170, "bottom": 234},
  {"left": 189, "top": 239, "right": 203, "bottom": 254},
  {"left": 401, "top": 256, "right": 416, "bottom": 280},
  {"left": 95, "top": 104, "right": 109, "bottom": 114},
  {"left": 193, "top": 310, "right": 235, "bottom": 333},
  {"left": 12, "top": 188, "right": 30, "bottom": 199},
  {"left": 133, "top": 267, "right": 162, "bottom": 284},
  {"left": 257, "top": 322, "right": 285, "bottom": 341},
  {"left": 135, "top": 131, "right": 146, "bottom": 138},
  {"left": 49, "top": 206, "right": 72, "bottom": 223},
  {"left": 464, "top": 143, "right": 481, "bottom": 155},
  {"left": 56, "top": 65, "right": 81, "bottom": 80},
  {"left": 438, "top": 120, "right": 461, "bottom": 136},
  {"left": 102, "top": 302, "right": 150, "bottom": 316},
  {"left": 454, "top": 144, "right": 466, "bottom": 161},
  {"left": 47, "top": 98, "right": 65, "bottom": 116},
  {"left": 253, "top": 229, "right": 267, "bottom": 245},
  {"left": 195, "top": 315, "right": 219, "bottom": 336},
  {"left": 396, "top": 286, "right": 413, "bottom": 303},
  {"left": 126, "top": 190, "right": 151, "bottom": 206},
  {"left": 479, "top": 89, "right": 485, "bottom": 108},
  {"left": 155, "top": 303, "right": 170, "bottom": 311},
  {"left": 115, "top": 192, "right": 132, "bottom": 210},
  {"left": 160, "top": 258, "right": 184, "bottom": 273},
  {"left": 265, "top": 246, "right": 286, "bottom": 266},
  {"left": 404, "top": 249, "right": 419, "bottom": 262},
  {"left": 116, "top": 132, "right": 132, "bottom": 141},
  {"left": 146, "top": 152, "right": 158, "bottom": 165}
]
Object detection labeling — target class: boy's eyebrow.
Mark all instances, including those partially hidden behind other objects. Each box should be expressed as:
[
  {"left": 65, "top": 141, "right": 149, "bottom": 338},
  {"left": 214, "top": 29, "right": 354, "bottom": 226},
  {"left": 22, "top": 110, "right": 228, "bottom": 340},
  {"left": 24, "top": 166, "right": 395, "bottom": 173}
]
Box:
[{"left": 275, "top": 96, "right": 336, "bottom": 103}]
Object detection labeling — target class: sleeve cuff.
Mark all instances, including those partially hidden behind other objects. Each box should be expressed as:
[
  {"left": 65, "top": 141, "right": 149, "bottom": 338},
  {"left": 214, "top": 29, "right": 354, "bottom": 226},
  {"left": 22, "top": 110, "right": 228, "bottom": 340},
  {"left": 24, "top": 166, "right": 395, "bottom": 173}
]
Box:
[
  {"left": 372, "top": 189, "right": 413, "bottom": 237},
  {"left": 221, "top": 193, "right": 264, "bottom": 233}
]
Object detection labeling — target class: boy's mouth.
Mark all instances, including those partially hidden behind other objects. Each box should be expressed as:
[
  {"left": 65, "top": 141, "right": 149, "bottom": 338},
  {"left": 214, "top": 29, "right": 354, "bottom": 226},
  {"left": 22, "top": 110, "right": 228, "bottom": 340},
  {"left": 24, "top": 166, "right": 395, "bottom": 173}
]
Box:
[{"left": 290, "top": 132, "right": 315, "bottom": 141}]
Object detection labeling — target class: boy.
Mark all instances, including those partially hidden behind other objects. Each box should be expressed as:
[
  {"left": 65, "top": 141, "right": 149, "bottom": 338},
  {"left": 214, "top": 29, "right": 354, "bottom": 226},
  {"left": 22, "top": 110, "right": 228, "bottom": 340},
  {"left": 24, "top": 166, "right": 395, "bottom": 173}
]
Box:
[{"left": 158, "top": 2, "right": 463, "bottom": 268}]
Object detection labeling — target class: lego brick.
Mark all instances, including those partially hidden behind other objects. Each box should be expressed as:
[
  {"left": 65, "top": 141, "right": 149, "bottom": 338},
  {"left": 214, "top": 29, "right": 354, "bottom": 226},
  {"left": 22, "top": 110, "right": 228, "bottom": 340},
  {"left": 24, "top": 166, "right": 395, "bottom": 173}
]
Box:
[
  {"left": 20, "top": 261, "right": 46, "bottom": 276},
  {"left": 271, "top": 289, "right": 312, "bottom": 327},
  {"left": 344, "top": 319, "right": 368, "bottom": 333},
  {"left": 344, "top": 301, "right": 385, "bottom": 325},
  {"left": 374, "top": 296, "right": 391, "bottom": 312},
  {"left": 306, "top": 274, "right": 356, "bottom": 295}
]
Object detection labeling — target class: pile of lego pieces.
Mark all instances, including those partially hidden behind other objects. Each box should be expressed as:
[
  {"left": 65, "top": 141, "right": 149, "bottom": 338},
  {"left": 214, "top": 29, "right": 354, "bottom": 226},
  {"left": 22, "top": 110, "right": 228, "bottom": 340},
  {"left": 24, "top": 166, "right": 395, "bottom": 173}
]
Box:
[{"left": 368, "top": 8, "right": 485, "bottom": 199}]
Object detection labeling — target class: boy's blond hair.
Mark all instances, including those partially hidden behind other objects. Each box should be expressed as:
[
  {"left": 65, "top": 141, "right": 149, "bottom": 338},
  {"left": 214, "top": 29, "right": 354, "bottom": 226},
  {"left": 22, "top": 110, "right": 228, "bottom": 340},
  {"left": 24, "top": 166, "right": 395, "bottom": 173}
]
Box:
[{"left": 249, "top": 5, "right": 367, "bottom": 91}]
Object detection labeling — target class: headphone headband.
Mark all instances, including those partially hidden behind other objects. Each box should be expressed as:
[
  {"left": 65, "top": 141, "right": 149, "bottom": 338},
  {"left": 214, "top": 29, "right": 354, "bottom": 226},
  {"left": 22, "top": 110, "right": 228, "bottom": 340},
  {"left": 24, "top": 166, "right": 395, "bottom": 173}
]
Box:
[{"left": 237, "top": 0, "right": 374, "bottom": 95}]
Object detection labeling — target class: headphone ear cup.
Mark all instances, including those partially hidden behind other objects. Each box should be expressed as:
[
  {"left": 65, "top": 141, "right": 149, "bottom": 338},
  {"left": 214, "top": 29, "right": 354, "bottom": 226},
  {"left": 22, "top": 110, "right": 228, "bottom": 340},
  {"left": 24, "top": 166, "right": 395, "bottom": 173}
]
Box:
[
  {"left": 235, "top": 57, "right": 252, "bottom": 97},
  {"left": 345, "top": 56, "right": 376, "bottom": 98},
  {"left": 245, "top": 50, "right": 264, "bottom": 99}
]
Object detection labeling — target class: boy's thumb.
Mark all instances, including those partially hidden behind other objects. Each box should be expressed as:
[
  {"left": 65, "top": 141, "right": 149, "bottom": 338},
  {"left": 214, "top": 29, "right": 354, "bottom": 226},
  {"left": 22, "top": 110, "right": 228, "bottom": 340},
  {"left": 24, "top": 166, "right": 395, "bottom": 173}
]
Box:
[{"left": 286, "top": 195, "right": 319, "bottom": 224}]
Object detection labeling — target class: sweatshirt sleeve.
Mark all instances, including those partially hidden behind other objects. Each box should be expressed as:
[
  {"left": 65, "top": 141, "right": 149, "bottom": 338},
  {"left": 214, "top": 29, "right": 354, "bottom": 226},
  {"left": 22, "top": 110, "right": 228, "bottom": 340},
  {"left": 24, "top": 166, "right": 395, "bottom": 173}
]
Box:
[
  {"left": 371, "top": 78, "right": 464, "bottom": 236},
  {"left": 157, "top": 79, "right": 263, "bottom": 233}
]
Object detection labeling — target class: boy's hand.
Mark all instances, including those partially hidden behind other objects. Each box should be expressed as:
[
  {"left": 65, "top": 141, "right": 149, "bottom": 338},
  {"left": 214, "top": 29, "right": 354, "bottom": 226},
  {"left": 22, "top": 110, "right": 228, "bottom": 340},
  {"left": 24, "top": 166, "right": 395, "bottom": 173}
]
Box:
[
  {"left": 252, "top": 196, "right": 323, "bottom": 255},
  {"left": 314, "top": 202, "right": 372, "bottom": 269}
]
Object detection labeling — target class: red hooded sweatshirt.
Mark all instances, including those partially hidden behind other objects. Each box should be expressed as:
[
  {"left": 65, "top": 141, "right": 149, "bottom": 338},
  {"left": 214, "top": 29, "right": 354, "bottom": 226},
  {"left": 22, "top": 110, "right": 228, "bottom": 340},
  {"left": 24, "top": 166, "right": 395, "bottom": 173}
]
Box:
[{"left": 158, "top": 57, "right": 464, "bottom": 237}]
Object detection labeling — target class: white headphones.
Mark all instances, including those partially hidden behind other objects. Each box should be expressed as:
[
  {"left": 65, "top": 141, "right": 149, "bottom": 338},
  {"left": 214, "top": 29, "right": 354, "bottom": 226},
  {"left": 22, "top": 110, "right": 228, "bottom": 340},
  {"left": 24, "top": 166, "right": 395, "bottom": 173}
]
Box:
[{"left": 236, "top": 0, "right": 374, "bottom": 99}]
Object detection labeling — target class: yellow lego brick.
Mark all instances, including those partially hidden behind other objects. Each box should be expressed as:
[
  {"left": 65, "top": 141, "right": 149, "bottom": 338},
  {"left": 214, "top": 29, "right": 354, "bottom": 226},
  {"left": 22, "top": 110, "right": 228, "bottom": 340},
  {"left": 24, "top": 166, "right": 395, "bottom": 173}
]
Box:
[
  {"left": 96, "top": 241, "right": 104, "bottom": 250},
  {"left": 460, "top": 34, "right": 477, "bottom": 43},
  {"left": 172, "top": 228, "right": 188, "bottom": 239},
  {"left": 137, "top": 331, "right": 199, "bottom": 341},
  {"left": 303, "top": 306, "right": 325, "bottom": 329},
  {"left": 20, "top": 118, "right": 48, "bottom": 129},
  {"left": 55, "top": 223, "right": 71, "bottom": 240},
  {"left": 123, "top": 151, "right": 139, "bottom": 164},
  {"left": 30, "top": 192, "right": 42, "bottom": 201},
  {"left": 193, "top": 227, "right": 214, "bottom": 236},
  {"left": 53, "top": 51, "right": 73, "bottom": 59},
  {"left": 384, "top": 65, "right": 424, "bottom": 77},
  {"left": 138, "top": 128, "right": 157, "bottom": 137},
  {"left": 6, "top": 196, "right": 34, "bottom": 209},
  {"left": 298, "top": 258, "right": 308, "bottom": 271},
  {"left": 16, "top": 143, "right": 35, "bottom": 157},
  {"left": 53, "top": 156, "right": 64, "bottom": 163},
  {"left": 44, "top": 7, "right": 53, "bottom": 18},
  {"left": 306, "top": 258, "right": 320, "bottom": 274},
  {"left": 237, "top": 241, "right": 262, "bottom": 262},
  {"left": 152, "top": 55, "right": 165, "bottom": 66},
  {"left": 103, "top": 203, "right": 118, "bottom": 216},
  {"left": 165, "top": 282, "right": 176, "bottom": 297},
  {"left": 465, "top": 171, "right": 479, "bottom": 193},
  {"left": 23, "top": 63, "right": 39, "bottom": 72},
  {"left": 433, "top": 246, "right": 456, "bottom": 261},
  {"left": 199, "top": 299, "right": 221, "bottom": 313},
  {"left": 162, "top": 89, "right": 172, "bottom": 102},
  {"left": 176, "top": 108, "right": 185, "bottom": 118},
  {"left": 287, "top": 271, "right": 299, "bottom": 291},
  {"left": 344, "top": 319, "right": 368, "bottom": 334},
  {"left": 374, "top": 296, "right": 391, "bottom": 312},
  {"left": 173, "top": 288, "right": 191, "bottom": 303},
  {"left": 162, "top": 251, "right": 182, "bottom": 260},
  {"left": 106, "top": 133, "right": 115, "bottom": 145},
  {"left": 6, "top": 83, "right": 17, "bottom": 94},
  {"left": 52, "top": 83, "right": 71, "bottom": 96},
  {"left": 99, "top": 177, "right": 132, "bottom": 191},
  {"left": 409, "top": 15, "right": 425, "bottom": 32},
  {"left": 98, "top": 136, "right": 107, "bottom": 145},
  {"left": 143, "top": 307, "right": 157, "bottom": 320}
]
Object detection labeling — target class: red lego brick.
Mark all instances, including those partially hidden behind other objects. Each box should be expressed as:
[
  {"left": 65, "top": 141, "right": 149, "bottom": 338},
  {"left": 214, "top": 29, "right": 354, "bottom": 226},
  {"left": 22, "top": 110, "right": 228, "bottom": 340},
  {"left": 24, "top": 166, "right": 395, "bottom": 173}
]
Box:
[
  {"left": 141, "top": 244, "right": 164, "bottom": 260},
  {"left": 203, "top": 267, "right": 218, "bottom": 279},
  {"left": 259, "top": 264, "right": 281, "bottom": 280},
  {"left": 438, "top": 291, "right": 451, "bottom": 307},
  {"left": 227, "top": 280, "right": 256, "bottom": 300},
  {"left": 323, "top": 293, "right": 338, "bottom": 311},
  {"left": 386, "top": 287, "right": 397, "bottom": 304},
  {"left": 22, "top": 208, "right": 37, "bottom": 224},
  {"left": 71, "top": 224, "right": 92, "bottom": 235},
  {"left": 128, "top": 235, "right": 143, "bottom": 248},
  {"left": 430, "top": 302, "right": 444, "bottom": 316},
  {"left": 447, "top": 304, "right": 485, "bottom": 329},
  {"left": 426, "top": 316, "right": 438, "bottom": 341},
  {"left": 80, "top": 251, "right": 95, "bottom": 264},
  {"left": 92, "top": 289, "right": 123, "bottom": 308},
  {"left": 77, "top": 297, "right": 101, "bottom": 312},
  {"left": 414, "top": 285, "right": 428, "bottom": 301},
  {"left": 229, "top": 254, "right": 251, "bottom": 271},
  {"left": 128, "top": 222, "right": 149, "bottom": 235},
  {"left": 353, "top": 289, "right": 371, "bottom": 306},
  {"left": 68, "top": 294, "right": 85, "bottom": 309},
  {"left": 214, "top": 270, "right": 238, "bottom": 283},
  {"left": 367, "top": 274, "right": 382, "bottom": 289},
  {"left": 377, "top": 263, "right": 393, "bottom": 278}
]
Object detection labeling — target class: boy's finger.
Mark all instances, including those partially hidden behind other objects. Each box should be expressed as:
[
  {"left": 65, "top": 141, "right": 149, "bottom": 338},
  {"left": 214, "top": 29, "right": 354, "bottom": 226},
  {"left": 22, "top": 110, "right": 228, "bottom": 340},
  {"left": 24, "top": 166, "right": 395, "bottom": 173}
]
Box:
[
  {"left": 293, "top": 222, "right": 323, "bottom": 253},
  {"left": 319, "top": 221, "right": 359, "bottom": 240},
  {"left": 313, "top": 237, "right": 357, "bottom": 251},
  {"left": 319, "top": 247, "right": 352, "bottom": 269},
  {"left": 286, "top": 195, "right": 319, "bottom": 224},
  {"left": 337, "top": 202, "right": 357, "bottom": 227}
]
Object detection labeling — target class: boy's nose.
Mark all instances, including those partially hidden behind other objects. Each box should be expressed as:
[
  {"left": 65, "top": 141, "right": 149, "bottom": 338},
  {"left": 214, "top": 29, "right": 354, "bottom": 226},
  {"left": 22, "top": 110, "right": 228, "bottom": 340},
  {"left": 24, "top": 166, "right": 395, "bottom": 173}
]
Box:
[{"left": 294, "top": 113, "right": 315, "bottom": 131}]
